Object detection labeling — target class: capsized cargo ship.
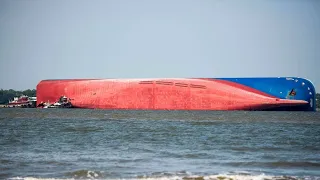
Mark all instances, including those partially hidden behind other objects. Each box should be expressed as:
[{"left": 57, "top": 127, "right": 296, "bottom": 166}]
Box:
[{"left": 36, "top": 77, "right": 316, "bottom": 111}]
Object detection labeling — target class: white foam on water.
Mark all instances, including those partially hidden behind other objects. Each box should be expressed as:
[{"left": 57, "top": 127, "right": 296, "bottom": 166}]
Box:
[
  {"left": 86, "top": 170, "right": 99, "bottom": 178},
  {"left": 205, "top": 173, "right": 274, "bottom": 180},
  {"left": 8, "top": 178, "right": 75, "bottom": 180},
  {"left": 8, "top": 174, "right": 320, "bottom": 180}
]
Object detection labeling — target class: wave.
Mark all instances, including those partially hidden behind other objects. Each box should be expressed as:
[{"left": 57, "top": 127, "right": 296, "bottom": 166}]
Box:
[
  {"left": 226, "top": 161, "right": 320, "bottom": 168},
  {"left": 65, "top": 169, "right": 103, "bottom": 179},
  {"left": 61, "top": 126, "right": 104, "bottom": 133},
  {"left": 7, "top": 171, "right": 320, "bottom": 180}
]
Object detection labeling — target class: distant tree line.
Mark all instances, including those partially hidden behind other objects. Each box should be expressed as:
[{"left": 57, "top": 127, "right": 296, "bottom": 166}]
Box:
[{"left": 0, "top": 89, "right": 36, "bottom": 104}]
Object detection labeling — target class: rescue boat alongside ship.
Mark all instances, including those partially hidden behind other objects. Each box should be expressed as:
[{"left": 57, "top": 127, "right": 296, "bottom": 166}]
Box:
[
  {"left": 36, "top": 77, "right": 316, "bottom": 111},
  {"left": 37, "top": 95, "right": 73, "bottom": 108}
]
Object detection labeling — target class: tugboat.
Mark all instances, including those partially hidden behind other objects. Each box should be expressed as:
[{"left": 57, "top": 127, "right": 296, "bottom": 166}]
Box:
[
  {"left": 55, "top": 95, "right": 73, "bottom": 108},
  {"left": 8, "top": 95, "right": 37, "bottom": 108},
  {"left": 37, "top": 95, "right": 73, "bottom": 108}
]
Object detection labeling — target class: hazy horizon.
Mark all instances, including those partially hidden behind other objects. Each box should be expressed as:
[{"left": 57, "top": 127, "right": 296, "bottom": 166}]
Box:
[{"left": 1, "top": 0, "right": 319, "bottom": 91}]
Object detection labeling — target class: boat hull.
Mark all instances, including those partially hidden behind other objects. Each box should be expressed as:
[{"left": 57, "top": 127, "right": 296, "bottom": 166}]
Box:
[{"left": 36, "top": 77, "right": 316, "bottom": 111}]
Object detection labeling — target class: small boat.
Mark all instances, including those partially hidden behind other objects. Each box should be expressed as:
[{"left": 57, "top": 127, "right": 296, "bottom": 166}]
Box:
[
  {"left": 8, "top": 95, "right": 37, "bottom": 108},
  {"left": 37, "top": 95, "right": 73, "bottom": 108}
]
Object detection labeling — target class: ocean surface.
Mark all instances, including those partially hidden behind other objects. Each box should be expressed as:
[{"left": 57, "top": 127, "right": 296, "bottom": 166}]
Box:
[{"left": 0, "top": 109, "right": 320, "bottom": 180}]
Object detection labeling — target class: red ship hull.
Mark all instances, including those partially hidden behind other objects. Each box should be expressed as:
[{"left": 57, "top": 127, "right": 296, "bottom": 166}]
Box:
[{"left": 36, "top": 78, "right": 310, "bottom": 111}]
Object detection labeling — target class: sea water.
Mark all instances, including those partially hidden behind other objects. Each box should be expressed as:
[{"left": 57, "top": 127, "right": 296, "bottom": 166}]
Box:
[{"left": 0, "top": 109, "right": 319, "bottom": 180}]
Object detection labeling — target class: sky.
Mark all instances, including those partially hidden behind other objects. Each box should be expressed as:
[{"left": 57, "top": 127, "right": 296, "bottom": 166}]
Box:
[{"left": 0, "top": 0, "right": 319, "bottom": 91}]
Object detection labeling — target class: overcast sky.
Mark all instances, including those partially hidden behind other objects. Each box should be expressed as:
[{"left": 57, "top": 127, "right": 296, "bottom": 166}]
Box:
[{"left": 0, "top": 0, "right": 319, "bottom": 91}]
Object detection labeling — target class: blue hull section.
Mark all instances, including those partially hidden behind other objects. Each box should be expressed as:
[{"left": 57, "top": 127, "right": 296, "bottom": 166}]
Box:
[{"left": 216, "top": 77, "right": 316, "bottom": 111}]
